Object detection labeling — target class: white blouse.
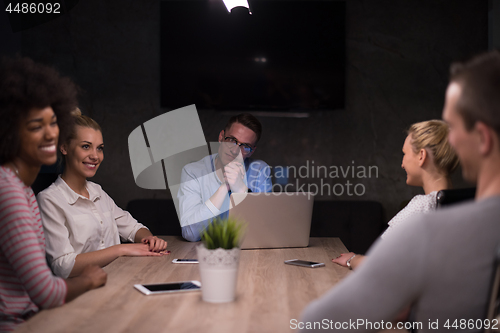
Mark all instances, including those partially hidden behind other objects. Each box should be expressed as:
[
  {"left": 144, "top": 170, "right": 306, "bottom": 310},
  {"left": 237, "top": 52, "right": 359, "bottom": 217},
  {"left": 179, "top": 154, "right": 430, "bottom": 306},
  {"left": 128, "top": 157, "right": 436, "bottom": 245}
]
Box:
[
  {"left": 380, "top": 191, "right": 438, "bottom": 240},
  {"left": 37, "top": 176, "right": 146, "bottom": 278}
]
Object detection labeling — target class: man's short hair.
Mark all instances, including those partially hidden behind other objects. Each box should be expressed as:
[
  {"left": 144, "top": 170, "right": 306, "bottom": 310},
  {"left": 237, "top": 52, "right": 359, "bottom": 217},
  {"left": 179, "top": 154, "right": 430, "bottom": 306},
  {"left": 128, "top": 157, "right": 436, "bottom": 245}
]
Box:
[
  {"left": 449, "top": 51, "right": 500, "bottom": 136},
  {"left": 224, "top": 113, "right": 262, "bottom": 143},
  {"left": 0, "top": 56, "right": 78, "bottom": 164}
]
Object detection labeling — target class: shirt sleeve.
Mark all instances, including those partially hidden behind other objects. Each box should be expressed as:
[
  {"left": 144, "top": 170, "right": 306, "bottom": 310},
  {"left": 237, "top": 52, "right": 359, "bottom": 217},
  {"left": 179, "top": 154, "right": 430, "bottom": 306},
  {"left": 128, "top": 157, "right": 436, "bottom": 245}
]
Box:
[
  {"left": 246, "top": 160, "right": 272, "bottom": 193},
  {"left": 181, "top": 220, "right": 210, "bottom": 243},
  {"left": 102, "top": 190, "right": 147, "bottom": 243},
  {"left": 300, "top": 216, "right": 429, "bottom": 332},
  {"left": 37, "top": 191, "right": 78, "bottom": 279},
  {"left": 177, "top": 166, "right": 221, "bottom": 242},
  {"left": 0, "top": 188, "right": 67, "bottom": 307}
]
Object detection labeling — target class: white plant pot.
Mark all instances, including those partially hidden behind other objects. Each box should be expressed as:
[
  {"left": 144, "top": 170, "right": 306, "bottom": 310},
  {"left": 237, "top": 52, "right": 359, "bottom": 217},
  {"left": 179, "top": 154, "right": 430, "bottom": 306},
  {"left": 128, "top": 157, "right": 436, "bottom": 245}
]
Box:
[{"left": 196, "top": 245, "right": 240, "bottom": 303}]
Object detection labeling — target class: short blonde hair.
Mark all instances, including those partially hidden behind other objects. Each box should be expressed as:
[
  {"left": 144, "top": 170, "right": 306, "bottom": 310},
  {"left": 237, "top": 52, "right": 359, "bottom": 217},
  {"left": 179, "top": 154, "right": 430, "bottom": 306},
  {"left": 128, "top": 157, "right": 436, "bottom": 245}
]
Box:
[{"left": 408, "top": 120, "right": 459, "bottom": 176}]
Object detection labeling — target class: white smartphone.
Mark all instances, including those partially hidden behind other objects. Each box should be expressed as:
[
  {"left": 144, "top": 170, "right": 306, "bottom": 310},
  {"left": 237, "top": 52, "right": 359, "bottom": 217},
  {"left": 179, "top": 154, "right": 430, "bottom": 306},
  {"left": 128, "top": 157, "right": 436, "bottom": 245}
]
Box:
[
  {"left": 172, "top": 259, "right": 198, "bottom": 264},
  {"left": 284, "top": 259, "right": 325, "bottom": 268},
  {"left": 134, "top": 281, "right": 201, "bottom": 295}
]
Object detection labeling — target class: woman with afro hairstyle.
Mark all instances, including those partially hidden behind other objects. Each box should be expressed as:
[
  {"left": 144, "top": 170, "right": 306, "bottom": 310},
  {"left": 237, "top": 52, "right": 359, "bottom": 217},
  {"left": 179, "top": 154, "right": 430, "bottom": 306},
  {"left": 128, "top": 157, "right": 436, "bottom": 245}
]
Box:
[{"left": 0, "top": 57, "right": 106, "bottom": 331}]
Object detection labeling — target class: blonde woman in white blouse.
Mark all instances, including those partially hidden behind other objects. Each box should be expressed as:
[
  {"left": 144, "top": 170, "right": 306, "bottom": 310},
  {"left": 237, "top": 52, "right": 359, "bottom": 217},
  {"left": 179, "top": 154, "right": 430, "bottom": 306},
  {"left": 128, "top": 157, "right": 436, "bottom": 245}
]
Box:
[
  {"left": 37, "top": 111, "right": 168, "bottom": 278},
  {"left": 333, "top": 120, "right": 459, "bottom": 270}
]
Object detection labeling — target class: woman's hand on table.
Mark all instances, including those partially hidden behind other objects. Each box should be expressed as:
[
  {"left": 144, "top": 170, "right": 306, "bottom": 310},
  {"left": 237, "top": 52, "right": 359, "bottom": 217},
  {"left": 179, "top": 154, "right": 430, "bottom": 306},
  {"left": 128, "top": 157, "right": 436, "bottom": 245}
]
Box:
[
  {"left": 80, "top": 264, "right": 107, "bottom": 289},
  {"left": 331, "top": 252, "right": 356, "bottom": 267},
  {"left": 120, "top": 243, "right": 167, "bottom": 257},
  {"left": 65, "top": 264, "right": 107, "bottom": 302},
  {"left": 141, "top": 236, "right": 169, "bottom": 253}
]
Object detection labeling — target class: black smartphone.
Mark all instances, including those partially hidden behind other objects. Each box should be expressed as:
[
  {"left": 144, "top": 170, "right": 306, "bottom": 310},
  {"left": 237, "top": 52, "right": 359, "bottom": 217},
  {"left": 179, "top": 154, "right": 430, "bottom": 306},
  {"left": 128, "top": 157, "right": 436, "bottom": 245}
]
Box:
[
  {"left": 134, "top": 281, "right": 201, "bottom": 295},
  {"left": 172, "top": 259, "right": 198, "bottom": 263},
  {"left": 284, "top": 259, "right": 325, "bottom": 268}
]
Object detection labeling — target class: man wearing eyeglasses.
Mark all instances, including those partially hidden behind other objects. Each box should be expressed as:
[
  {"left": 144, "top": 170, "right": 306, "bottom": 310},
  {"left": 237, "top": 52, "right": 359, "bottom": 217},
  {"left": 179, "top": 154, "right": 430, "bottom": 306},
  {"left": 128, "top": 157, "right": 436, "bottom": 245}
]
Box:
[{"left": 177, "top": 113, "right": 272, "bottom": 242}]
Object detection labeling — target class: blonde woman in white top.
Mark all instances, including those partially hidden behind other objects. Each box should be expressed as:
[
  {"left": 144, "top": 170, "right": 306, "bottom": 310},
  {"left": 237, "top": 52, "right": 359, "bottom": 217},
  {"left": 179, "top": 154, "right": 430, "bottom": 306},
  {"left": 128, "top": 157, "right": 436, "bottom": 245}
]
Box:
[
  {"left": 333, "top": 120, "right": 459, "bottom": 270},
  {"left": 37, "top": 111, "right": 168, "bottom": 278}
]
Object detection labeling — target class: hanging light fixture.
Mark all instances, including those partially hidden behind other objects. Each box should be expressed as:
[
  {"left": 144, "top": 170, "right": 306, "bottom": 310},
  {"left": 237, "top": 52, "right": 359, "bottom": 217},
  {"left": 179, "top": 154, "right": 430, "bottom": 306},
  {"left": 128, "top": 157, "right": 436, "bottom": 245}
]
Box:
[{"left": 222, "top": 0, "right": 251, "bottom": 14}]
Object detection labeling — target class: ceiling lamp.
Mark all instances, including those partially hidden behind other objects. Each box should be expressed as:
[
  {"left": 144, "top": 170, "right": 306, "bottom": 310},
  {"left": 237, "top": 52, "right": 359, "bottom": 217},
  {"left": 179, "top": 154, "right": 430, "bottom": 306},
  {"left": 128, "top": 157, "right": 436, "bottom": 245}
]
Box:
[{"left": 222, "top": 0, "right": 251, "bottom": 14}]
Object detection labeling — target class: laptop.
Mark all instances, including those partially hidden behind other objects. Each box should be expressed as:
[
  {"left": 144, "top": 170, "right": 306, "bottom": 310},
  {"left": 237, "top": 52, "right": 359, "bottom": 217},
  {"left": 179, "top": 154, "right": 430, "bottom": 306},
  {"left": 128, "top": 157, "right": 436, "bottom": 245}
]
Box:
[{"left": 229, "top": 192, "right": 314, "bottom": 250}]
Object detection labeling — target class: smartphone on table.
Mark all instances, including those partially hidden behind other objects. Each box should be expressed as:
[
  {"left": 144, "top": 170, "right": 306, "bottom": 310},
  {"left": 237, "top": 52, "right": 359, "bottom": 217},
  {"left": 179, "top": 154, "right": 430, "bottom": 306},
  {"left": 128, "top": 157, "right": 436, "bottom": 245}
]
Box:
[
  {"left": 172, "top": 259, "right": 198, "bottom": 264},
  {"left": 134, "top": 281, "right": 201, "bottom": 295},
  {"left": 284, "top": 259, "right": 325, "bottom": 268}
]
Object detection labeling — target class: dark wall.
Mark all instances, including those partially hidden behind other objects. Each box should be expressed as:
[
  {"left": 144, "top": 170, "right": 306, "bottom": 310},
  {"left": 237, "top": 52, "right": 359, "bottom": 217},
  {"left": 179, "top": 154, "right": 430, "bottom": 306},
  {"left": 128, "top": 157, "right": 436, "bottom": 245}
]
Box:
[{"left": 7, "top": 0, "right": 488, "bottom": 221}]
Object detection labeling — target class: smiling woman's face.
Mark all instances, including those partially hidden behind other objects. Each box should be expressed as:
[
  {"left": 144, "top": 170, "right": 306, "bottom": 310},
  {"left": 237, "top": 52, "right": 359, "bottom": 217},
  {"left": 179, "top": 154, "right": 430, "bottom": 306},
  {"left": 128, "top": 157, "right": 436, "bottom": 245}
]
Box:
[
  {"left": 17, "top": 106, "right": 59, "bottom": 167},
  {"left": 401, "top": 134, "right": 422, "bottom": 187},
  {"left": 61, "top": 126, "right": 104, "bottom": 180}
]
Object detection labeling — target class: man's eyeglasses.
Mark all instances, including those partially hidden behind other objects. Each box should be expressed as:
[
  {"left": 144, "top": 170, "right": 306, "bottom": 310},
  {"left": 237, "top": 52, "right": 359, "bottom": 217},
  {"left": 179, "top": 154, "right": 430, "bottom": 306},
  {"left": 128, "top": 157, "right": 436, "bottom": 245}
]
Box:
[{"left": 223, "top": 136, "right": 254, "bottom": 154}]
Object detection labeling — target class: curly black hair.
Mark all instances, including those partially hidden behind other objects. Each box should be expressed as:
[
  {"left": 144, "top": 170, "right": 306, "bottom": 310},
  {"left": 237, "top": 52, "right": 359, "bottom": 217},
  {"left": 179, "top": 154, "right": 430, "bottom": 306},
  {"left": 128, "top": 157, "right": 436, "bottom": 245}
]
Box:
[{"left": 0, "top": 56, "right": 78, "bottom": 165}]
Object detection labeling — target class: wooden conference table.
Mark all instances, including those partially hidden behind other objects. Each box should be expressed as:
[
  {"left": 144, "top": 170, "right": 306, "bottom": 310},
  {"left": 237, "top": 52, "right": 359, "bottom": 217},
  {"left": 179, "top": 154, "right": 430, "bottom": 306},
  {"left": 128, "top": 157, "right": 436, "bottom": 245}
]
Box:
[{"left": 16, "top": 236, "right": 350, "bottom": 333}]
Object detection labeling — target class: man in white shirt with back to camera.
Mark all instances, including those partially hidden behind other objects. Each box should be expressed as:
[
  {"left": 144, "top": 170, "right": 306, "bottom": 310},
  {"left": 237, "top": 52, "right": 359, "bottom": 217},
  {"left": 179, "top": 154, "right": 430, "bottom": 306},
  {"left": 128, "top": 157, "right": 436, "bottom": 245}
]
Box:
[{"left": 300, "top": 51, "right": 500, "bottom": 332}]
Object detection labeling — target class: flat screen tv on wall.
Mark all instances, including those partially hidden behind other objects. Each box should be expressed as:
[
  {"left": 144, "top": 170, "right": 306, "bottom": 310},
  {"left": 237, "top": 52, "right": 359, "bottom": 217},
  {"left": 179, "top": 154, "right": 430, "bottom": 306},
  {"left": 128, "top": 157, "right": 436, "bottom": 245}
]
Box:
[{"left": 161, "top": 0, "right": 345, "bottom": 112}]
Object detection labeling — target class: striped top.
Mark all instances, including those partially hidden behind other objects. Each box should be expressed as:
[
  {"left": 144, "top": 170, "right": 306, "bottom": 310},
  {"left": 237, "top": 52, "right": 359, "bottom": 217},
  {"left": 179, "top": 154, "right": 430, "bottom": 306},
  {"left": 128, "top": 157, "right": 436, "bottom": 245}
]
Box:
[{"left": 0, "top": 167, "right": 67, "bottom": 332}]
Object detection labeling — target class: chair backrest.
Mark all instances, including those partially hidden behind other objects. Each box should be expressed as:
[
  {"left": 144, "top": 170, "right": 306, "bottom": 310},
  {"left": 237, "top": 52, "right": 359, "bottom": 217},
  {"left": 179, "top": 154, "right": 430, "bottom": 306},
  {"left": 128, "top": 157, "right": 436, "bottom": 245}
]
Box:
[
  {"left": 436, "top": 188, "right": 476, "bottom": 209},
  {"left": 32, "top": 173, "right": 58, "bottom": 195},
  {"left": 310, "top": 200, "right": 384, "bottom": 254},
  {"left": 125, "top": 199, "right": 182, "bottom": 236},
  {"left": 485, "top": 246, "right": 500, "bottom": 333}
]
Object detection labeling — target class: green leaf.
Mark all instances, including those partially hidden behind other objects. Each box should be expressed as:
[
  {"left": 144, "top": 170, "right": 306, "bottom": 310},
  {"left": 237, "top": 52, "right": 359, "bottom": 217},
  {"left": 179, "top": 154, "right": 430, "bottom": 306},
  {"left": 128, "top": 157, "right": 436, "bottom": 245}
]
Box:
[{"left": 199, "top": 217, "right": 246, "bottom": 249}]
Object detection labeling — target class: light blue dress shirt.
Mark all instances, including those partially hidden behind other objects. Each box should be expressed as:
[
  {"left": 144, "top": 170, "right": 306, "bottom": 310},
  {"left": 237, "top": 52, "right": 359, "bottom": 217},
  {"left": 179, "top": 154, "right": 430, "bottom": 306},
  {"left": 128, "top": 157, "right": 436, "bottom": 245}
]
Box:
[{"left": 177, "top": 154, "right": 272, "bottom": 241}]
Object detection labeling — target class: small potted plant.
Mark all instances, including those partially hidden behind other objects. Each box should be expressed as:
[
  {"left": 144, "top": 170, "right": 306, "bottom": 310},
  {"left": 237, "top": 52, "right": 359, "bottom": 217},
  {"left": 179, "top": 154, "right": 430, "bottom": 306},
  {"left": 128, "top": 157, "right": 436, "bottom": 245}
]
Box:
[{"left": 196, "top": 217, "right": 245, "bottom": 303}]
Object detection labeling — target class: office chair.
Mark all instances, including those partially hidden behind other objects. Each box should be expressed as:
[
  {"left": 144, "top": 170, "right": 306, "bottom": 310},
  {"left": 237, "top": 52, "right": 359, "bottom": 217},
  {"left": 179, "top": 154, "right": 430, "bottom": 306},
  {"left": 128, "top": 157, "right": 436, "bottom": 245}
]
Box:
[
  {"left": 125, "top": 199, "right": 182, "bottom": 236},
  {"left": 436, "top": 188, "right": 476, "bottom": 208},
  {"left": 31, "top": 173, "right": 58, "bottom": 195}
]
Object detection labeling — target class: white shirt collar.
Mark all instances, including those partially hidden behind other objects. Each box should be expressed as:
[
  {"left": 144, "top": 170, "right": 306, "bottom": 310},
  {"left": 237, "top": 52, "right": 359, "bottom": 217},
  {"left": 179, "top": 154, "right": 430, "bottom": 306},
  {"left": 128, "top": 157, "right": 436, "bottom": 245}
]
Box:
[{"left": 55, "top": 175, "right": 100, "bottom": 204}]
